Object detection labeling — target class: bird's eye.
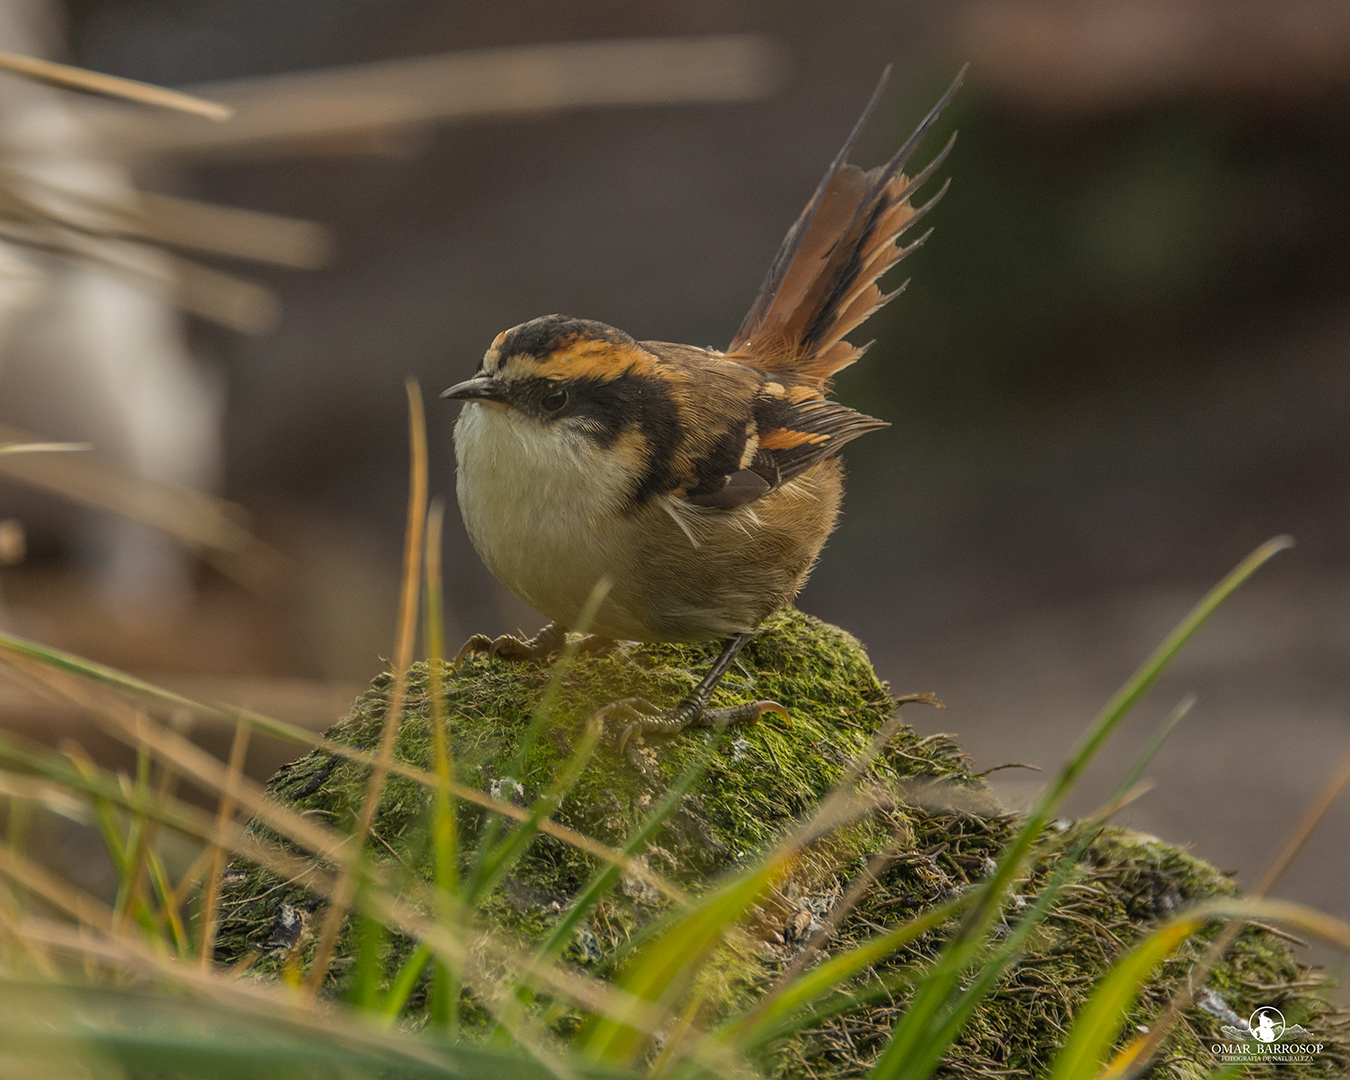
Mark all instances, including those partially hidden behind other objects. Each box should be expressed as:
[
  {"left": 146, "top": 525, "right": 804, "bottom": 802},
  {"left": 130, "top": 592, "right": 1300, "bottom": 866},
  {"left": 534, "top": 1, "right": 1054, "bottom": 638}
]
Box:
[{"left": 541, "top": 386, "right": 569, "bottom": 413}]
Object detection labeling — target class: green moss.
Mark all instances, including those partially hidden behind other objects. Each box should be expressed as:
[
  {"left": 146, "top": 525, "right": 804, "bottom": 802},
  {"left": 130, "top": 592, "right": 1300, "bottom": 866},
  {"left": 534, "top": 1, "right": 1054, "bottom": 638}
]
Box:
[{"left": 215, "top": 608, "right": 1347, "bottom": 1077}]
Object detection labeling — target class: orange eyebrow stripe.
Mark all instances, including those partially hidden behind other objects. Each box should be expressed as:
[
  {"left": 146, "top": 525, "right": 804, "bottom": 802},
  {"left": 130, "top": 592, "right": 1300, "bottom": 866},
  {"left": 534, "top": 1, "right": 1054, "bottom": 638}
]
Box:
[
  {"left": 758, "top": 427, "right": 831, "bottom": 450},
  {"left": 547, "top": 341, "right": 658, "bottom": 381}
]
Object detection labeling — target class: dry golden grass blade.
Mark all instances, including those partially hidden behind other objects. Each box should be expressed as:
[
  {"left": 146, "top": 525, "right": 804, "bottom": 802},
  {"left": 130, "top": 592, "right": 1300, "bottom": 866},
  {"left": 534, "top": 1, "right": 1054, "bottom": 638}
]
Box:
[
  {"left": 0, "top": 421, "right": 288, "bottom": 594},
  {"left": 1250, "top": 743, "right": 1350, "bottom": 896},
  {"left": 72, "top": 35, "right": 784, "bottom": 161},
  {"left": 6, "top": 727, "right": 343, "bottom": 924},
  {"left": 0, "top": 697, "right": 746, "bottom": 1059},
  {"left": 14, "top": 894, "right": 670, "bottom": 1076},
  {"left": 137, "top": 192, "right": 331, "bottom": 269},
  {"left": 358, "top": 889, "right": 680, "bottom": 1050},
  {"left": 1081, "top": 778, "right": 1155, "bottom": 823},
  {"left": 0, "top": 195, "right": 287, "bottom": 331},
  {"left": 115, "top": 716, "right": 169, "bottom": 934},
  {"left": 8, "top": 916, "right": 608, "bottom": 1080},
  {"left": 305, "top": 378, "right": 428, "bottom": 997},
  {"left": 9, "top": 912, "right": 482, "bottom": 1075},
  {"left": 0, "top": 159, "right": 327, "bottom": 271},
  {"left": 0, "top": 181, "right": 280, "bottom": 334},
  {"left": 0, "top": 442, "right": 90, "bottom": 455},
  {"left": 161, "top": 842, "right": 214, "bottom": 937},
  {"left": 0, "top": 51, "right": 231, "bottom": 119},
  {"left": 0, "top": 166, "right": 306, "bottom": 330}
]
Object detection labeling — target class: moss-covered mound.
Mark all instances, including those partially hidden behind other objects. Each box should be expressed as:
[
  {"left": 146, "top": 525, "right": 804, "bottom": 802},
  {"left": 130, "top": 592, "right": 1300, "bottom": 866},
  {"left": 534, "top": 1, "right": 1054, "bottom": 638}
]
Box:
[{"left": 215, "top": 609, "right": 1347, "bottom": 1078}]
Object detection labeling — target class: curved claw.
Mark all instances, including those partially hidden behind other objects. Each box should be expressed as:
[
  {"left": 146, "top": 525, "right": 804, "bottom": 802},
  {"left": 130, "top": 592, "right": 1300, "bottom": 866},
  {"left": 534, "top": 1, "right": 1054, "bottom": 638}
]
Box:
[
  {"left": 589, "top": 697, "right": 660, "bottom": 755},
  {"left": 616, "top": 724, "right": 643, "bottom": 756},
  {"left": 699, "top": 699, "right": 790, "bottom": 729},
  {"left": 751, "top": 700, "right": 791, "bottom": 726},
  {"left": 455, "top": 634, "right": 494, "bottom": 667}
]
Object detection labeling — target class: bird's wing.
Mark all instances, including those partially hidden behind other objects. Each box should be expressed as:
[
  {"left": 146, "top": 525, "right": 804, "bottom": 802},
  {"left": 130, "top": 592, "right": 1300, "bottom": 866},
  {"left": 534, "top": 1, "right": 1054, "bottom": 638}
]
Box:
[
  {"left": 675, "top": 374, "right": 888, "bottom": 510},
  {"left": 726, "top": 67, "right": 964, "bottom": 389}
]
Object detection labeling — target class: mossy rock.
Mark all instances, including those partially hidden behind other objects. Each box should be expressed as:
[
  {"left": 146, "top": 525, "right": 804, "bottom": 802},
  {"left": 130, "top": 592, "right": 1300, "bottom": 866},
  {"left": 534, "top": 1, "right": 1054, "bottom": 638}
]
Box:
[{"left": 215, "top": 608, "right": 1347, "bottom": 1077}]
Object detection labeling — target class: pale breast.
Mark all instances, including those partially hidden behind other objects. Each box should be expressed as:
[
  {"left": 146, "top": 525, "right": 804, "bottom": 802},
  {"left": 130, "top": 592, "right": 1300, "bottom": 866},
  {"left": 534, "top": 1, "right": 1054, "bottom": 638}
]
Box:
[{"left": 453, "top": 401, "right": 649, "bottom": 636}]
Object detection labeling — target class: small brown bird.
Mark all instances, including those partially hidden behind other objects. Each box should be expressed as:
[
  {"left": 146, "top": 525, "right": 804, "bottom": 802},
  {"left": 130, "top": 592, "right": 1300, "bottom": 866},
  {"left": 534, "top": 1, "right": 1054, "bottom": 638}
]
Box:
[{"left": 443, "top": 69, "right": 962, "bottom": 748}]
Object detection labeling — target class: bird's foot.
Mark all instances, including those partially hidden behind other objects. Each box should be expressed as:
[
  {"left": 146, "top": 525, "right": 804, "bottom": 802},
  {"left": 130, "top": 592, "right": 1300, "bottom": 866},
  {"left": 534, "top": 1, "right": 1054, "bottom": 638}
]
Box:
[
  {"left": 456, "top": 622, "right": 566, "bottom": 665},
  {"left": 592, "top": 695, "right": 790, "bottom": 758},
  {"left": 455, "top": 622, "right": 611, "bottom": 666}
]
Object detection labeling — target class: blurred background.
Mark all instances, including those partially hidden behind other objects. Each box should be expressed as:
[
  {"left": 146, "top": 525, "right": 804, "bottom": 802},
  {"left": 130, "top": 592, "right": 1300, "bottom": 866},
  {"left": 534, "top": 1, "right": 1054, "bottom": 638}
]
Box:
[{"left": 0, "top": 0, "right": 1345, "bottom": 964}]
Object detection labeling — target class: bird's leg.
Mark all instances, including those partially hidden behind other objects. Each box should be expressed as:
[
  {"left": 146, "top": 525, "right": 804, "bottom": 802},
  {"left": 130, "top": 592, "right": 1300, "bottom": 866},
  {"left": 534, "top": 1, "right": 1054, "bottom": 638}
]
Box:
[
  {"left": 593, "top": 632, "right": 789, "bottom": 754},
  {"left": 456, "top": 622, "right": 612, "bottom": 665}
]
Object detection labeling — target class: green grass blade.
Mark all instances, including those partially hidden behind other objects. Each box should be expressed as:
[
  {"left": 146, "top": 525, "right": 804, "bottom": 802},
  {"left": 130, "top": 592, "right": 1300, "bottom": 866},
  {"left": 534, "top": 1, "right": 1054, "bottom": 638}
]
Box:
[
  {"left": 0, "top": 611, "right": 348, "bottom": 763},
  {"left": 145, "top": 847, "right": 189, "bottom": 956},
  {"left": 723, "top": 897, "right": 965, "bottom": 1051},
  {"left": 349, "top": 905, "right": 388, "bottom": 1009},
  {"left": 0, "top": 978, "right": 636, "bottom": 1080},
  {"left": 1046, "top": 917, "right": 1205, "bottom": 1080},
  {"left": 737, "top": 969, "right": 937, "bottom": 1057},
  {"left": 423, "top": 497, "right": 459, "bottom": 1030},
  {"left": 1199, "top": 1066, "right": 1250, "bottom": 1080},
  {"left": 505, "top": 579, "right": 611, "bottom": 785},
  {"left": 0, "top": 629, "right": 220, "bottom": 717},
  {"left": 494, "top": 743, "right": 723, "bottom": 1045},
  {"left": 580, "top": 846, "right": 797, "bottom": 1064},
  {"left": 111, "top": 742, "right": 152, "bottom": 927},
  {"left": 538, "top": 754, "right": 705, "bottom": 969},
  {"left": 1053, "top": 895, "right": 1350, "bottom": 1080},
  {"left": 464, "top": 580, "right": 609, "bottom": 900},
  {"left": 580, "top": 775, "right": 889, "bottom": 1064},
  {"left": 888, "top": 696, "right": 1193, "bottom": 1080},
  {"left": 868, "top": 536, "right": 1291, "bottom": 1080},
  {"left": 466, "top": 716, "right": 603, "bottom": 908},
  {"left": 382, "top": 941, "right": 433, "bottom": 1018}
]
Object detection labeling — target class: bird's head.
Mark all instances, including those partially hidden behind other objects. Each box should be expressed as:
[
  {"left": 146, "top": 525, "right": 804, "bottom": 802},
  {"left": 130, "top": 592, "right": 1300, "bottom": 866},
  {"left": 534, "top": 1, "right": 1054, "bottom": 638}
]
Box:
[{"left": 442, "top": 314, "right": 672, "bottom": 446}]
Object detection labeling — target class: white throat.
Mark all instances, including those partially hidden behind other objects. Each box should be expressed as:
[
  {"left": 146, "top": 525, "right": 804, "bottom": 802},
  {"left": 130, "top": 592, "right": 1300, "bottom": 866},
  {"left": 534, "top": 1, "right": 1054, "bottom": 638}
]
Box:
[{"left": 452, "top": 402, "right": 638, "bottom": 626}]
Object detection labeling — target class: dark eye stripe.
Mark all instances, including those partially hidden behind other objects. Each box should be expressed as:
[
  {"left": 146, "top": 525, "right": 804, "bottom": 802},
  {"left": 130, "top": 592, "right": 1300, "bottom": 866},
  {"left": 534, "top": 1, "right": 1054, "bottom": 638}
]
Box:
[{"left": 530, "top": 371, "right": 680, "bottom": 507}]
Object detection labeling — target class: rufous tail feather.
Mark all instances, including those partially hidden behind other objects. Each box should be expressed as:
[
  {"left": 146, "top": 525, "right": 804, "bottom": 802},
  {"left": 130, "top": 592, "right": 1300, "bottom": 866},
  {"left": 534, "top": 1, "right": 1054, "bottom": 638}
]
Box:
[{"left": 728, "top": 65, "right": 966, "bottom": 389}]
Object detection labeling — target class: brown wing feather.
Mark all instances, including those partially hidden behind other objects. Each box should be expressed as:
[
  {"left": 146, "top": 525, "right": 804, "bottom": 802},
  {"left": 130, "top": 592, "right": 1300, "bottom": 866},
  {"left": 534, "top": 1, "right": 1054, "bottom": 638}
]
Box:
[
  {"left": 673, "top": 374, "right": 888, "bottom": 511},
  {"left": 727, "top": 67, "right": 965, "bottom": 389}
]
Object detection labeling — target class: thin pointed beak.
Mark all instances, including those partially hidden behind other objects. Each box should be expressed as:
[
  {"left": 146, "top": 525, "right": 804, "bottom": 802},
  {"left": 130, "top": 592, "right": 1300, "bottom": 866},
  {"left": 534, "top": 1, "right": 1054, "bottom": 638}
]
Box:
[{"left": 442, "top": 376, "right": 507, "bottom": 403}]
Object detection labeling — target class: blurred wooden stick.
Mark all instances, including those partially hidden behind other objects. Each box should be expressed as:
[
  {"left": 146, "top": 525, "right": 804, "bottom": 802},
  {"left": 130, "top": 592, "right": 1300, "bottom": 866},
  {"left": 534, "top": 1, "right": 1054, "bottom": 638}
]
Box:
[
  {"left": 0, "top": 51, "right": 231, "bottom": 119},
  {"left": 0, "top": 423, "right": 288, "bottom": 594},
  {"left": 73, "top": 34, "right": 785, "bottom": 160},
  {"left": 137, "top": 193, "right": 331, "bottom": 270}
]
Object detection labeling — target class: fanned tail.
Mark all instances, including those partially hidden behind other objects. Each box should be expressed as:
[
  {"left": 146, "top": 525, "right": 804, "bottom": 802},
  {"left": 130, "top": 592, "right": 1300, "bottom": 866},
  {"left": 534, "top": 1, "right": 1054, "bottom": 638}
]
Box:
[{"left": 727, "top": 65, "right": 965, "bottom": 388}]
